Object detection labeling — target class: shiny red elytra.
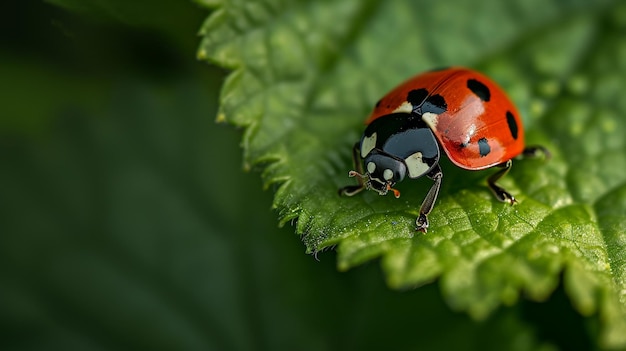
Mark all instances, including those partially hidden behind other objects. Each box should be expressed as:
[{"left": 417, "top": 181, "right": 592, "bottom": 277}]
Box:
[{"left": 339, "top": 67, "right": 547, "bottom": 232}]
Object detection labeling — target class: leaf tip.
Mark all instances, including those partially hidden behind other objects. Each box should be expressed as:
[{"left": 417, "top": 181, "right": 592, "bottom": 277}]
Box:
[
  {"left": 337, "top": 261, "right": 350, "bottom": 272},
  {"left": 242, "top": 162, "right": 251, "bottom": 172},
  {"left": 197, "top": 48, "right": 208, "bottom": 61}
]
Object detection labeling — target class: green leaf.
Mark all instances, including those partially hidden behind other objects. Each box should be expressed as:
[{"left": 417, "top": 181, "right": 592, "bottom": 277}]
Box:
[
  {"left": 4, "top": 1, "right": 598, "bottom": 350},
  {"left": 198, "top": 0, "right": 626, "bottom": 348},
  {"left": 1, "top": 4, "right": 560, "bottom": 349}
]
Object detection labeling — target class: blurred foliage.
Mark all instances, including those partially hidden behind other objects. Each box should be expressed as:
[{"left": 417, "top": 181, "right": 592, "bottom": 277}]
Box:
[{"left": 0, "top": 0, "right": 622, "bottom": 350}]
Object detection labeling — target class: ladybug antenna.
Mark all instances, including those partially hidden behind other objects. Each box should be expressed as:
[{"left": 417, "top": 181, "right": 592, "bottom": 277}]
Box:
[
  {"left": 348, "top": 170, "right": 367, "bottom": 178},
  {"left": 387, "top": 183, "right": 401, "bottom": 198}
]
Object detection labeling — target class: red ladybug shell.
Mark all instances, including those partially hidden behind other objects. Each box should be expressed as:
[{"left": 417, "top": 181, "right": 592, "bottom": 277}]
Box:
[{"left": 366, "top": 67, "right": 525, "bottom": 170}]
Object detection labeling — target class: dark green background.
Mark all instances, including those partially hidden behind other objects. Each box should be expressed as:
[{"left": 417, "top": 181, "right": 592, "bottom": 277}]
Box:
[{"left": 0, "top": 1, "right": 591, "bottom": 350}]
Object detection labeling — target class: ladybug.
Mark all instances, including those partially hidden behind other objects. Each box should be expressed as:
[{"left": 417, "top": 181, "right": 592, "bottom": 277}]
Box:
[{"left": 339, "top": 67, "right": 547, "bottom": 232}]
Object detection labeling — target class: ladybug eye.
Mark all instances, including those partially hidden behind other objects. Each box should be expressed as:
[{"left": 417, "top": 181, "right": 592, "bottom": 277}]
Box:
[
  {"left": 383, "top": 169, "right": 394, "bottom": 181},
  {"left": 367, "top": 162, "right": 376, "bottom": 174}
]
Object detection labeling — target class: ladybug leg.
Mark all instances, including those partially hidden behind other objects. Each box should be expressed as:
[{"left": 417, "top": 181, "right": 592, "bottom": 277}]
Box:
[
  {"left": 487, "top": 159, "right": 517, "bottom": 205},
  {"left": 416, "top": 165, "right": 443, "bottom": 233},
  {"left": 339, "top": 142, "right": 366, "bottom": 197},
  {"left": 522, "top": 145, "right": 551, "bottom": 160}
]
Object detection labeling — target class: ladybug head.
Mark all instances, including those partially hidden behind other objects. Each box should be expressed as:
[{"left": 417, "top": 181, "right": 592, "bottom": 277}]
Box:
[{"left": 350, "top": 152, "right": 407, "bottom": 198}]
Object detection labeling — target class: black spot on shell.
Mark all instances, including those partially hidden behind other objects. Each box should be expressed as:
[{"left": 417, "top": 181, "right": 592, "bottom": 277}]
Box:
[
  {"left": 467, "top": 79, "right": 491, "bottom": 102},
  {"left": 375, "top": 99, "right": 382, "bottom": 108},
  {"left": 406, "top": 89, "right": 429, "bottom": 107},
  {"left": 421, "top": 94, "right": 447, "bottom": 114},
  {"left": 506, "top": 111, "right": 518, "bottom": 140},
  {"left": 478, "top": 138, "right": 491, "bottom": 157}
]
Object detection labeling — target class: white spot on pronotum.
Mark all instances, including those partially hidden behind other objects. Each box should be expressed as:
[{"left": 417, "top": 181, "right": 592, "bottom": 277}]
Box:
[
  {"left": 383, "top": 169, "right": 394, "bottom": 180},
  {"left": 405, "top": 152, "right": 429, "bottom": 178},
  {"left": 367, "top": 162, "right": 376, "bottom": 174},
  {"left": 361, "top": 132, "right": 377, "bottom": 157},
  {"left": 392, "top": 101, "right": 413, "bottom": 114},
  {"left": 422, "top": 112, "right": 438, "bottom": 129}
]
